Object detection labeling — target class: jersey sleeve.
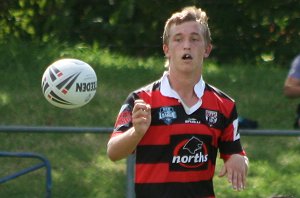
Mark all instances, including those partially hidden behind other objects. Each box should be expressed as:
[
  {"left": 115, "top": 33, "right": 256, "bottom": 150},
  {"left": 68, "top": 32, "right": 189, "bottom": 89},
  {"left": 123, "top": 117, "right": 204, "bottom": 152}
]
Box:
[
  {"left": 110, "top": 92, "right": 139, "bottom": 138},
  {"left": 219, "top": 104, "right": 246, "bottom": 160}
]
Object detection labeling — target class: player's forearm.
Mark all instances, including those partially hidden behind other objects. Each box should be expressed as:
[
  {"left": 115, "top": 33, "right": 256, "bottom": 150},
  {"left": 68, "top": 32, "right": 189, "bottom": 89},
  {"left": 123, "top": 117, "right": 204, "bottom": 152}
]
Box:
[{"left": 107, "top": 127, "right": 143, "bottom": 161}]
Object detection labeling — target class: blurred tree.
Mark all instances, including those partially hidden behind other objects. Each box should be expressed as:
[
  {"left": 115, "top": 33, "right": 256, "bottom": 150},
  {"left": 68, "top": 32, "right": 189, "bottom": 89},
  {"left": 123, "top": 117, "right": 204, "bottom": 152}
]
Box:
[
  {"left": 0, "top": 0, "right": 299, "bottom": 64},
  {"left": 207, "top": 0, "right": 300, "bottom": 64}
]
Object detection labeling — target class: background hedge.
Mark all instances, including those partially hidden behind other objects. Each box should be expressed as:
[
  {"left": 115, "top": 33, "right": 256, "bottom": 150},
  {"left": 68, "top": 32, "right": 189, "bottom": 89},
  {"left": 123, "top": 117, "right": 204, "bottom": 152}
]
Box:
[{"left": 1, "top": 0, "right": 299, "bottom": 64}]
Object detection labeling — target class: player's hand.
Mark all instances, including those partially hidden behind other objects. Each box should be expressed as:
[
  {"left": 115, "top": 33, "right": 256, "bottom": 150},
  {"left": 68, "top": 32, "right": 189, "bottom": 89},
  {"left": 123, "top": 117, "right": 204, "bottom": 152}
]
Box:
[
  {"left": 218, "top": 154, "right": 249, "bottom": 191},
  {"left": 132, "top": 99, "right": 151, "bottom": 137}
]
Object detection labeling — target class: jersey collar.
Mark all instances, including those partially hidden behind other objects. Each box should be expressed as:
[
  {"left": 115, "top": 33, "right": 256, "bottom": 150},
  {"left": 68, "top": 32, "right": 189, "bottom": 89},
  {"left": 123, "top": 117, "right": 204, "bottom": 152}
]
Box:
[
  {"left": 160, "top": 71, "right": 205, "bottom": 100},
  {"left": 160, "top": 71, "right": 205, "bottom": 115}
]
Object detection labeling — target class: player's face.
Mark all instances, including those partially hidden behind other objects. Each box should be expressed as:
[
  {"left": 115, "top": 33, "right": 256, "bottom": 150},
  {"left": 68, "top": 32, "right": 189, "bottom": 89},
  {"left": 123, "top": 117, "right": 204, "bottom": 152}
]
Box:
[{"left": 163, "top": 21, "right": 211, "bottom": 74}]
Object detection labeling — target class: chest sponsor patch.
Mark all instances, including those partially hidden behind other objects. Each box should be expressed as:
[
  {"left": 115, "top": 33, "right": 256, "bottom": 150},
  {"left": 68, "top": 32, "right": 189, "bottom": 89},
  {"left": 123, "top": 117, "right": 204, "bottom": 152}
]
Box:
[{"left": 170, "top": 134, "right": 211, "bottom": 171}]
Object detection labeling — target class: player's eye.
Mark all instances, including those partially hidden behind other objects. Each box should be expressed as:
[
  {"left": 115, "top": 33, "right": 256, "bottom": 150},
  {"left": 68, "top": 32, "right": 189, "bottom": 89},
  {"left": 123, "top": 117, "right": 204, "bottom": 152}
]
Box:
[
  {"left": 191, "top": 37, "right": 200, "bottom": 42},
  {"left": 174, "top": 36, "right": 182, "bottom": 42}
]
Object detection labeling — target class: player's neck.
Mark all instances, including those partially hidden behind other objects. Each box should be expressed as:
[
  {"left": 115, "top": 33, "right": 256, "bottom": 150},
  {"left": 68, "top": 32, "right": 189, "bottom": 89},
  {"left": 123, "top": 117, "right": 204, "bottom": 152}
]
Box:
[{"left": 167, "top": 73, "right": 200, "bottom": 107}]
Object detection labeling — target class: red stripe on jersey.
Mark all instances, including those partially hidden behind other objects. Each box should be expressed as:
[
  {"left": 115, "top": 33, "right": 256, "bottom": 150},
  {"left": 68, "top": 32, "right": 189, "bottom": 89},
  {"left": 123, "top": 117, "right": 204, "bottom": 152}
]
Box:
[
  {"left": 220, "top": 151, "right": 246, "bottom": 161},
  {"left": 139, "top": 124, "right": 221, "bottom": 146},
  {"left": 139, "top": 90, "right": 179, "bottom": 108},
  {"left": 135, "top": 162, "right": 215, "bottom": 183},
  {"left": 202, "top": 90, "right": 234, "bottom": 118},
  {"left": 221, "top": 122, "right": 235, "bottom": 141},
  {"left": 110, "top": 131, "right": 123, "bottom": 138}
]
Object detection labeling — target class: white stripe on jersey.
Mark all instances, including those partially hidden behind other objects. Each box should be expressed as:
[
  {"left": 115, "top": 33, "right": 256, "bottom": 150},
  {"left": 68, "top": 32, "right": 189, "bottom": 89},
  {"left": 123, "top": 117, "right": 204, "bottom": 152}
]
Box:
[{"left": 233, "top": 118, "right": 240, "bottom": 141}]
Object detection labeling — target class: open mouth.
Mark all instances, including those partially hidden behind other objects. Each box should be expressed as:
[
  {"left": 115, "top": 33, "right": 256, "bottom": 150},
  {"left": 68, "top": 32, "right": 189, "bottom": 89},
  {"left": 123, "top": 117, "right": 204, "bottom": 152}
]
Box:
[{"left": 182, "top": 54, "right": 192, "bottom": 60}]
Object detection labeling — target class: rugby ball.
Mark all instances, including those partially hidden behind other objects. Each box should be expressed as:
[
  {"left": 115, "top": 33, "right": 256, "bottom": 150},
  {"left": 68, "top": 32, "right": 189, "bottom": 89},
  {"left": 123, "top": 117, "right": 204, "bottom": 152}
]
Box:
[{"left": 41, "top": 58, "right": 97, "bottom": 109}]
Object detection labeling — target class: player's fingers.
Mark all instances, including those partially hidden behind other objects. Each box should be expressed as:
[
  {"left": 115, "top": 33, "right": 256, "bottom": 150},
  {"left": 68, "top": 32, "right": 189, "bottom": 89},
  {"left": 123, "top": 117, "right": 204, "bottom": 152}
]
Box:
[
  {"left": 231, "top": 171, "right": 238, "bottom": 190},
  {"left": 132, "top": 102, "right": 151, "bottom": 122},
  {"left": 134, "top": 100, "right": 151, "bottom": 112},
  {"left": 226, "top": 168, "right": 233, "bottom": 184},
  {"left": 132, "top": 117, "right": 147, "bottom": 125},
  {"left": 236, "top": 172, "right": 243, "bottom": 191},
  {"left": 241, "top": 170, "right": 247, "bottom": 190},
  {"left": 133, "top": 108, "right": 150, "bottom": 118},
  {"left": 134, "top": 99, "right": 144, "bottom": 104}
]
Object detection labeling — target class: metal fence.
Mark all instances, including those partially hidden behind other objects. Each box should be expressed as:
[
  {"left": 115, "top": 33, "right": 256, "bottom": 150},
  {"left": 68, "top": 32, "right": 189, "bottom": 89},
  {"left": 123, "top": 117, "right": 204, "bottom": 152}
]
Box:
[
  {"left": 1, "top": 125, "right": 299, "bottom": 135},
  {"left": 0, "top": 125, "right": 300, "bottom": 198},
  {"left": 0, "top": 151, "right": 52, "bottom": 198}
]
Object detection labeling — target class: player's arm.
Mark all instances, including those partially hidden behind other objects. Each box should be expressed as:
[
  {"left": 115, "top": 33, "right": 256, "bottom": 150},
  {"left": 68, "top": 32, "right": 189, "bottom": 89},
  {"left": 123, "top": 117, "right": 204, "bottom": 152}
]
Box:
[
  {"left": 107, "top": 100, "right": 151, "bottom": 161},
  {"left": 218, "top": 104, "right": 249, "bottom": 191},
  {"left": 107, "top": 127, "right": 144, "bottom": 161},
  {"left": 283, "top": 76, "right": 300, "bottom": 98},
  {"left": 219, "top": 154, "right": 249, "bottom": 191}
]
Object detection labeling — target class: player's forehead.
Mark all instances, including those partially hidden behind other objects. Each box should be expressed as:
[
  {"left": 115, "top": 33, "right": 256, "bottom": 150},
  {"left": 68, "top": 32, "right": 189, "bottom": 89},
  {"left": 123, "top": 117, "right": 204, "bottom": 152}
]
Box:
[{"left": 169, "top": 21, "right": 202, "bottom": 38}]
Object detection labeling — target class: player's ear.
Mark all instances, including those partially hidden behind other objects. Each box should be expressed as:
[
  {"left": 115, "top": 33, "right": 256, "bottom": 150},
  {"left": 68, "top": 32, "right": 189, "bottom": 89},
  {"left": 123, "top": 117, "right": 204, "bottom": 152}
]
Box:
[
  {"left": 163, "top": 44, "right": 170, "bottom": 58},
  {"left": 204, "top": 44, "right": 212, "bottom": 58}
]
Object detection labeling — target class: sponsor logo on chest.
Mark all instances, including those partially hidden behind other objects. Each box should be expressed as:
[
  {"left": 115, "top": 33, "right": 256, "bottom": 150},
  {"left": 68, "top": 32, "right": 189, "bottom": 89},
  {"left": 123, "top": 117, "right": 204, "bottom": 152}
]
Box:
[{"left": 170, "top": 135, "right": 210, "bottom": 170}]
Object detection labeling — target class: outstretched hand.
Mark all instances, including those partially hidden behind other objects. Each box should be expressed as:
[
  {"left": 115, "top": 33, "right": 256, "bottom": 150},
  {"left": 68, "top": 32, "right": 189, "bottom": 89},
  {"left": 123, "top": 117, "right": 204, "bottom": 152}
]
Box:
[{"left": 218, "top": 154, "right": 249, "bottom": 191}]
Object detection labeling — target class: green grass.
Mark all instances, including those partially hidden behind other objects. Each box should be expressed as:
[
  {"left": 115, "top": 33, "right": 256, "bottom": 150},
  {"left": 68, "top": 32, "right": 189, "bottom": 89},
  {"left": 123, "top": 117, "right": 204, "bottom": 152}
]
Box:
[{"left": 0, "top": 39, "right": 299, "bottom": 197}]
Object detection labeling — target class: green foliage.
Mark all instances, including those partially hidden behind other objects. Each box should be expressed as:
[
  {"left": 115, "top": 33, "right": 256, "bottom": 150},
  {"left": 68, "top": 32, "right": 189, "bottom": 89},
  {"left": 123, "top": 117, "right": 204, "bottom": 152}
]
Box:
[
  {"left": 0, "top": 40, "right": 299, "bottom": 197},
  {"left": 1, "top": 0, "right": 299, "bottom": 63},
  {"left": 207, "top": 0, "right": 300, "bottom": 64}
]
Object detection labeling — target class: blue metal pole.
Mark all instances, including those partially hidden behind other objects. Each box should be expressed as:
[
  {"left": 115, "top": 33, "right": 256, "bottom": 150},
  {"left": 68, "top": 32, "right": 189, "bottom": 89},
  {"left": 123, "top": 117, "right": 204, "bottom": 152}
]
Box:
[
  {"left": 126, "top": 154, "right": 135, "bottom": 198},
  {"left": 0, "top": 162, "right": 45, "bottom": 183},
  {"left": 0, "top": 152, "right": 52, "bottom": 198},
  {"left": 0, "top": 125, "right": 113, "bottom": 133}
]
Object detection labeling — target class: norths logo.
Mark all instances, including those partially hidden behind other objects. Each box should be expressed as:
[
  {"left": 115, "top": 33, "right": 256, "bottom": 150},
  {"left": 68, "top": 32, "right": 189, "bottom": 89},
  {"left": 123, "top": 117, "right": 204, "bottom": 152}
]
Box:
[{"left": 171, "top": 136, "right": 209, "bottom": 170}]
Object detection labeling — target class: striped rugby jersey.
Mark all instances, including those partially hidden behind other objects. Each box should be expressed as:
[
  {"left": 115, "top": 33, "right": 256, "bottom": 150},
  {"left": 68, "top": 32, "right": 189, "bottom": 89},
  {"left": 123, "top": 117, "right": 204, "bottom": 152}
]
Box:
[{"left": 111, "top": 75, "right": 246, "bottom": 198}]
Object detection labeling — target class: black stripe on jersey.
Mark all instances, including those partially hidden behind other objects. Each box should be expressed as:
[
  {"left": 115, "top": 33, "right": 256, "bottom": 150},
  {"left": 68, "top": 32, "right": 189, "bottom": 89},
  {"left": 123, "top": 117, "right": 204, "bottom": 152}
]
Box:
[
  {"left": 135, "top": 180, "right": 214, "bottom": 198},
  {"left": 228, "top": 105, "right": 238, "bottom": 124},
  {"left": 136, "top": 145, "right": 169, "bottom": 163},
  {"left": 224, "top": 104, "right": 238, "bottom": 128},
  {"left": 151, "top": 105, "right": 228, "bottom": 130},
  {"left": 219, "top": 139, "right": 243, "bottom": 155},
  {"left": 127, "top": 92, "right": 140, "bottom": 104},
  {"left": 138, "top": 80, "right": 161, "bottom": 92},
  {"left": 114, "top": 123, "right": 133, "bottom": 132}
]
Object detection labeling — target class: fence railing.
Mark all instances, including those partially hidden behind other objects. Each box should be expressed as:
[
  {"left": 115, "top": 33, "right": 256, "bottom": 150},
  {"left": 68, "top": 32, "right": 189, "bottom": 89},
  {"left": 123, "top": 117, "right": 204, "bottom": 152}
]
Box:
[
  {"left": 1, "top": 125, "right": 300, "bottom": 198},
  {"left": 0, "top": 152, "right": 51, "bottom": 198},
  {"left": 1, "top": 125, "right": 299, "bottom": 135}
]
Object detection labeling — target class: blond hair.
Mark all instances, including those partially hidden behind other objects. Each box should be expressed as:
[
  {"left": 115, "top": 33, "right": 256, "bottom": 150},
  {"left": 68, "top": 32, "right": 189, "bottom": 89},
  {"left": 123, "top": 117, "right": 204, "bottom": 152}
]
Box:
[{"left": 162, "top": 6, "right": 212, "bottom": 46}]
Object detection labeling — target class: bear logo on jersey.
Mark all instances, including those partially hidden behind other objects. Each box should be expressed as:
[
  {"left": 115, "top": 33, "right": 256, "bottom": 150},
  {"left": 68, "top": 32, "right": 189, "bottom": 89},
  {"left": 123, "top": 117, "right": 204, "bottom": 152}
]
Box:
[
  {"left": 171, "top": 135, "right": 209, "bottom": 170},
  {"left": 183, "top": 137, "right": 203, "bottom": 154}
]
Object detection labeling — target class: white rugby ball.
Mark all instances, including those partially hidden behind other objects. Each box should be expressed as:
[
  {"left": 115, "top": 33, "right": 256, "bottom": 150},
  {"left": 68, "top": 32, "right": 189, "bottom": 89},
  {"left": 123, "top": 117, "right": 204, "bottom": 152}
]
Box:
[{"left": 41, "top": 58, "right": 97, "bottom": 109}]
